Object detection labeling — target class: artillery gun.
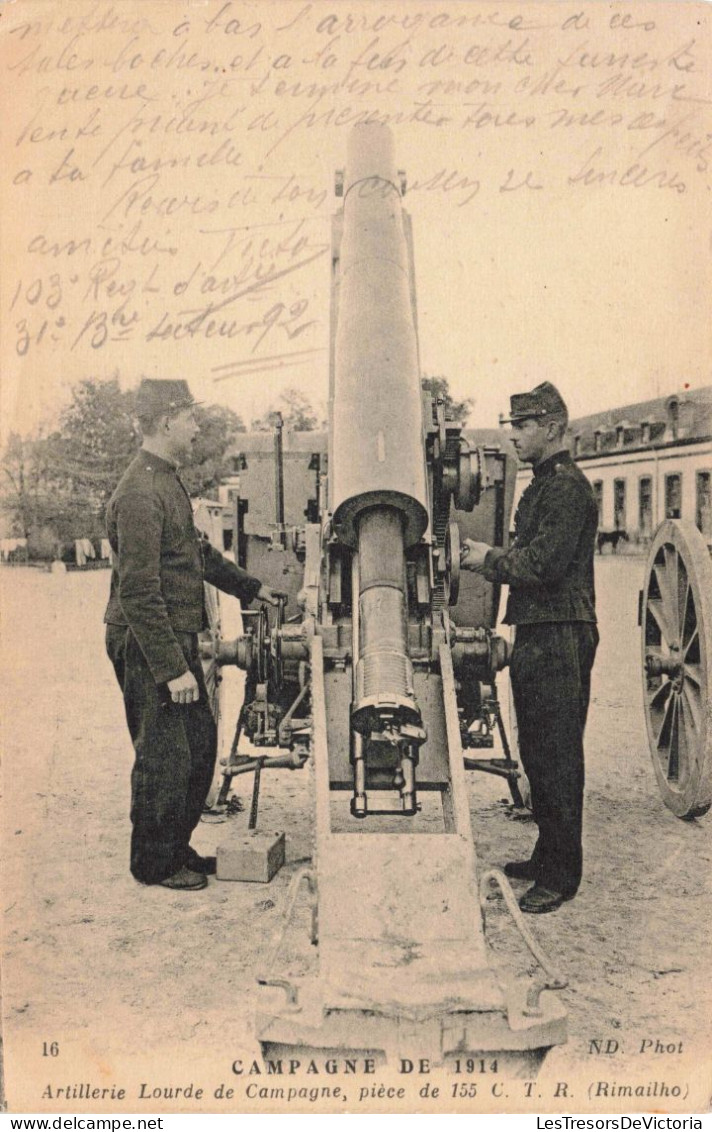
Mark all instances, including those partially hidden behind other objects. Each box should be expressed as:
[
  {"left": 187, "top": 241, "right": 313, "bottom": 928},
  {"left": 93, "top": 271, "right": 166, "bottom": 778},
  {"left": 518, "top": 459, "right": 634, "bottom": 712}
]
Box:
[{"left": 200, "top": 124, "right": 567, "bottom": 1069}]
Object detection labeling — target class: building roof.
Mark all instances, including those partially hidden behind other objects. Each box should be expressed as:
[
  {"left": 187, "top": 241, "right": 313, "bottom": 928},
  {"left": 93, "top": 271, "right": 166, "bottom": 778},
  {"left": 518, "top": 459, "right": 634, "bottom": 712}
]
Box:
[{"left": 569, "top": 385, "right": 712, "bottom": 457}]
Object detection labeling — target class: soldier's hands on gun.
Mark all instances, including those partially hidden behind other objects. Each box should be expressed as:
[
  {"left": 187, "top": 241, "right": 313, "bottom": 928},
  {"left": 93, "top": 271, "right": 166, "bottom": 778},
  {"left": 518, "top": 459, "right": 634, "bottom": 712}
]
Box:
[{"left": 460, "top": 539, "right": 492, "bottom": 574}]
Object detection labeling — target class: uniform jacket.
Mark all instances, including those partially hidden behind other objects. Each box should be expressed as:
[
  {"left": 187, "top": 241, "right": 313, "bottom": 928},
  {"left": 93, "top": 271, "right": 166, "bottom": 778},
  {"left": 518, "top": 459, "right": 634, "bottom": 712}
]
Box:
[
  {"left": 104, "top": 450, "right": 262, "bottom": 684},
  {"left": 483, "top": 450, "right": 598, "bottom": 625}
]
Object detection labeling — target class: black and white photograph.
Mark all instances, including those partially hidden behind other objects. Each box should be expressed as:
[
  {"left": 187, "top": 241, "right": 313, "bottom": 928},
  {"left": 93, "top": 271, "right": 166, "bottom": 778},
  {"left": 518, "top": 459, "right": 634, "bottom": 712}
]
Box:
[{"left": 0, "top": 0, "right": 710, "bottom": 1117}]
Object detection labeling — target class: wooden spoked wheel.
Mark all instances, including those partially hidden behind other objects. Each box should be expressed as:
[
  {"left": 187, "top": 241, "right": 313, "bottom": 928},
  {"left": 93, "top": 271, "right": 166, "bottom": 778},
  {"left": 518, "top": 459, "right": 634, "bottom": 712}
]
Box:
[
  {"left": 200, "top": 582, "right": 227, "bottom": 811},
  {"left": 444, "top": 521, "right": 461, "bottom": 608},
  {"left": 201, "top": 582, "right": 223, "bottom": 724},
  {"left": 641, "top": 520, "right": 712, "bottom": 819}
]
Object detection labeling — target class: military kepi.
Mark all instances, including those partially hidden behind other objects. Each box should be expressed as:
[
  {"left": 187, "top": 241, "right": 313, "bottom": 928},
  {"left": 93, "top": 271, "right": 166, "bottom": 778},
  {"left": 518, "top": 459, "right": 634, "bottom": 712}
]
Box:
[
  {"left": 136, "top": 378, "right": 200, "bottom": 419},
  {"left": 502, "top": 381, "right": 568, "bottom": 423}
]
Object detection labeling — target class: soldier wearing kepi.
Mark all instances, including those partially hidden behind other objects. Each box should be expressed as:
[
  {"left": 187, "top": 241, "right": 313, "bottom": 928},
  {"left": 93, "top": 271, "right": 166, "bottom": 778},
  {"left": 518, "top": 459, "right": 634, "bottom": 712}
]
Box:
[
  {"left": 461, "top": 382, "right": 599, "bottom": 914},
  {"left": 104, "top": 379, "right": 278, "bottom": 891}
]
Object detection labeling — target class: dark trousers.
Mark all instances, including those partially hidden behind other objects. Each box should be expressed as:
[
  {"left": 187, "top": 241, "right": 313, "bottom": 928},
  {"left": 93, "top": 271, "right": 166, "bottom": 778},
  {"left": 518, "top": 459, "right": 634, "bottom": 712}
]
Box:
[
  {"left": 106, "top": 625, "right": 217, "bottom": 883},
  {"left": 510, "top": 621, "right": 599, "bottom": 898}
]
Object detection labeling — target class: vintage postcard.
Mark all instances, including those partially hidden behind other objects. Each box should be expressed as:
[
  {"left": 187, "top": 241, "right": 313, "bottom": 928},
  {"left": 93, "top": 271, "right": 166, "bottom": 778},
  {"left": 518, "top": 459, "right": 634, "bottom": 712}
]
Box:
[{"left": 1, "top": 0, "right": 710, "bottom": 1117}]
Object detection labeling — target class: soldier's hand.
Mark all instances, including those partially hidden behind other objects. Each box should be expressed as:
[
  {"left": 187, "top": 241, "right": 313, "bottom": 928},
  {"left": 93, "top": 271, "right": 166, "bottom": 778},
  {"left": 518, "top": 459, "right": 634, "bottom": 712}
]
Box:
[
  {"left": 461, "top": 539, "right": 491, "bottom": 571},
  {"left": 257, "top": 584, "right": 281, "bottom": 607},
  {"left": 167, "top": 670, "right": 200, "bottom": 705}
]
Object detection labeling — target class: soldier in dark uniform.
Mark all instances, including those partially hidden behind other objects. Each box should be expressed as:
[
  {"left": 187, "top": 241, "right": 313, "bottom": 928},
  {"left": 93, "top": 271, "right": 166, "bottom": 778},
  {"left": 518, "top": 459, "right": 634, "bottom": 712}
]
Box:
[
  {"left": 104, "top": 379, "right": 278, "bottom": 891},
  {"left": 462, "top": 382, "right": 598, "bottom": 913}
]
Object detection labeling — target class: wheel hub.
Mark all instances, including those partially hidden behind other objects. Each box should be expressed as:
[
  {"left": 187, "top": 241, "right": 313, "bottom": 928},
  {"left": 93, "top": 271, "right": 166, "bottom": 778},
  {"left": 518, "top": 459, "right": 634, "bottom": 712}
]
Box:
[{"left": 645, "top": 647, "right": 682, "bottom": 683}]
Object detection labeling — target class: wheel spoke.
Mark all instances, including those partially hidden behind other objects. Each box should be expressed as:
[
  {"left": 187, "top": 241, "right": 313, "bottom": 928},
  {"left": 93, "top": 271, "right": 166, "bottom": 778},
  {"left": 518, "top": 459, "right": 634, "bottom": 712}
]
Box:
[
  {"left": 678, "top": 581, "right": 690, "bottom": 639},
  {"left": 681, "top": 681, "right": 702, "bottom": 741},
  {"left": 675, "top": 694, "right": 692, "bottom": 782},
  {"left": 666, "top": 696, "right": 680, "bottom": 782},
  {"left": 648, "top": 680, "right": 672, "bottom": 713},
  {"left": 646, "top": 598, "right": 675, "bottom": 646},
  {"left": 652, "top": 564, "right": 676, "bottom": 633},
  {"left": 663, "top": 546, "right": 680, "bottom": 628},
  {"left": 676, "top": 555, "right": 689, "bottom": 636},
  {"left": 677, "top": 694, "right": 701, "bottom": 785},
  {"left": 684, "top": 661, "right": 702, "bottom": 687},
  {"left": 684, "top": 626, "right": 700, "bottom": 661},
  {"left": 680, "top": 582, "right": 696, "bottom": 647},
  {"left": 655, "top": 690, "right": 676, "bottom": 751},
  {"left": 648, "top": 680, "right": 672, "bottom": 753}
]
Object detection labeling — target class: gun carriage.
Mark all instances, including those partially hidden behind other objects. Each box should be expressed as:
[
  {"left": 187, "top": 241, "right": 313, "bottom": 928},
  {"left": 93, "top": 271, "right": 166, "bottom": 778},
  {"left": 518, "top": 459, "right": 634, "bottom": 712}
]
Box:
[{"left": 199, "top": 124, "right": 569, "bottom": 1068}]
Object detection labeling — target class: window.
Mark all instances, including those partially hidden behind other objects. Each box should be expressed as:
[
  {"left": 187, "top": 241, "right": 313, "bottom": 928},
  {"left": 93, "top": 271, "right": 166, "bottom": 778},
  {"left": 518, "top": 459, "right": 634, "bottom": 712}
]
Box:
[
  {"left": 640, "top": 421, "right": 650, "bottom": 444},
  {"left": 592, "top": 480, "right": 603, "bottom": 524},
  {"left": 639, "top": 477, "right": 653, "bottom": 538},
  {"left": 696, "top": 471, "right": 711, "bottom": 536},
  {"left": 614, "top": 479, "right": 626, "bottom": 530},
  {"left": 665, "top": 473, "right": 682, "bottom": 519},
  {"left": 594, "top": 430, "right": 603, "bottom": 453}
]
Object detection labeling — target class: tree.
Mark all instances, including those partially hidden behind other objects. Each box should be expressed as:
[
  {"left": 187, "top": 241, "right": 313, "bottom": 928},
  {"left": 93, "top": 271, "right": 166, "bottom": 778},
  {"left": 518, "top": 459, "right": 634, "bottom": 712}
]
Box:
[
  {"left": 43, "top": 377, "right": 139, "bottom": 499},
  {"left": 1, "top": 432, "right": 45, "bottom": 540},
  {"left": 251, "top": 387, "right": 318, "bottom": 432},
  {"left": 36, "top": 377, "right": 140, "bottom": 544},
  {"left": 421, "top": 376, "right": 473, "bottom": 426},
  {"left": 0, "top": 430, "right": 78, "bottom": 556}
]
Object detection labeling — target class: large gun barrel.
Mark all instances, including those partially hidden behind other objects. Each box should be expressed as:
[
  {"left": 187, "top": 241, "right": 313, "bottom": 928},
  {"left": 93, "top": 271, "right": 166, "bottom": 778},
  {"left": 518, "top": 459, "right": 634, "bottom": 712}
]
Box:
[
  {"left": 331, "top": 125, "right": 428, "bottom": 764},
  {"left": 330, "top": 124, "right": 428, "bottom": 546}
]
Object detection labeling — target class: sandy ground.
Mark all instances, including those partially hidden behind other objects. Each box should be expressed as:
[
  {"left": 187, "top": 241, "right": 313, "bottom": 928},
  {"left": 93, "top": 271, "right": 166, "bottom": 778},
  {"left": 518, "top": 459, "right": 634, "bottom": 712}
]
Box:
[{"left": 1, "top": 556, "right": 711, "bottom": 1114}]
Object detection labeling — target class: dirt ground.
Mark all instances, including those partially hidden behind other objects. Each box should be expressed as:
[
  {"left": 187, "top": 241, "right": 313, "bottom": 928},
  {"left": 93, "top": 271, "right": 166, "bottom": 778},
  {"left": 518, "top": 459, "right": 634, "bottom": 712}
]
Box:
[{"left": 1, "top": 556, "right": 711, "bottom": 1114}]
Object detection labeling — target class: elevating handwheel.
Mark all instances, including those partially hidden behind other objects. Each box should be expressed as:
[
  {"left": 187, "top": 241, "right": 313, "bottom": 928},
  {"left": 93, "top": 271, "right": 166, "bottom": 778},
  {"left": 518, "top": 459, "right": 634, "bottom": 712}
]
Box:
[{"left": 641, "top": 520, "right": 712, "bottom": 819}]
